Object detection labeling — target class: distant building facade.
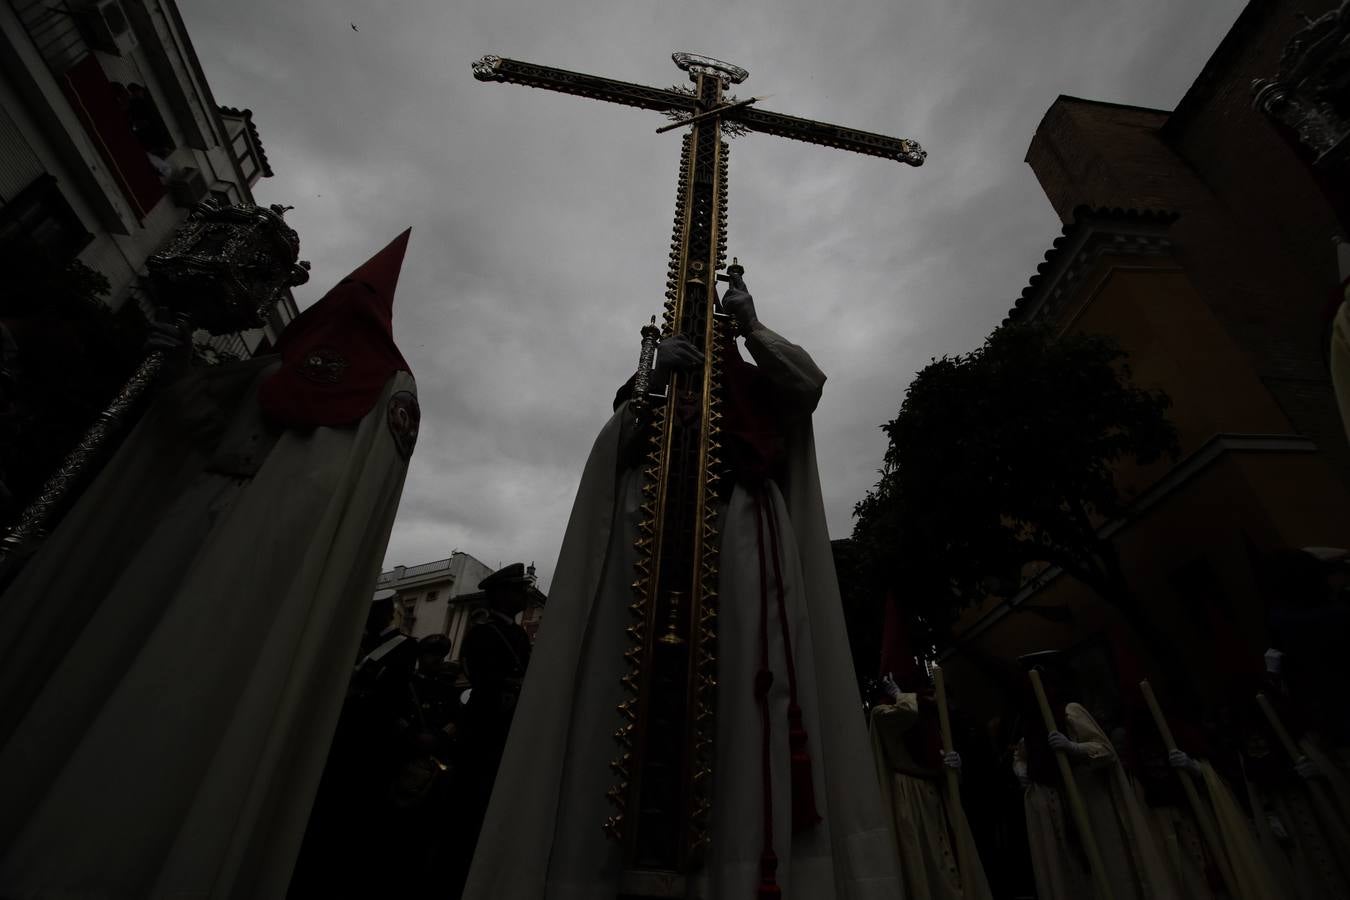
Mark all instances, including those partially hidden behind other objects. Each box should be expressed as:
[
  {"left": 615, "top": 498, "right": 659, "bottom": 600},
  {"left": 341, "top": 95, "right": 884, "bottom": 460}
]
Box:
[
  {"left": 376, "top": 552, "right": 547, "bottom": 660},
  {"left": 0, "top": 0, "right": 296, "bottom": 353},
  {"left": 943, "top": 0, "right": 1350, "bottom": 718}
]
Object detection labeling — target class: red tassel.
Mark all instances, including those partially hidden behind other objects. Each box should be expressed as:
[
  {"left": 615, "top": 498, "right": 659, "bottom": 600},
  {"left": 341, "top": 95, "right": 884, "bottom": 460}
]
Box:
[
  {"left": 757, "top": 848, "right": 782, "bottom": 899},
  {"left": 787, "top": 702, "right": 822, "bottom": 833}
]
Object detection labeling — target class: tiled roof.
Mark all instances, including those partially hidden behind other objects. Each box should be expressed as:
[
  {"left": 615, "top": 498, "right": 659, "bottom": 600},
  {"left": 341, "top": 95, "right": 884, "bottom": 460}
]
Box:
[
  {"left": 218, "top": 105, "right": 273, "bottom": 177},
  {"left": 1004, "top": 206, "right": 1179, "bottom": 325}
]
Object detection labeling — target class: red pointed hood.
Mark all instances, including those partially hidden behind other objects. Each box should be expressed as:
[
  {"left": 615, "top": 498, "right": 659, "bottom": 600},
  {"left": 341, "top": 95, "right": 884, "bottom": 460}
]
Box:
[
  {"left": 877, "top": 592, "right": 944, "bottom": 767},
  {"left": 259, "top": 229, "right": 414, "bottom": 428},
  {"left": 878, "top": 592, "right": 923, "bottom": 689}
]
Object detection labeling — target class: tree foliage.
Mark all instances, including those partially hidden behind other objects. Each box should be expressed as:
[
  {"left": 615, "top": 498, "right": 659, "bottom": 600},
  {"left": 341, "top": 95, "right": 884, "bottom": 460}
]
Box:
[{"left": 851, "top": 321, "right": 1180, "bottom": 651}]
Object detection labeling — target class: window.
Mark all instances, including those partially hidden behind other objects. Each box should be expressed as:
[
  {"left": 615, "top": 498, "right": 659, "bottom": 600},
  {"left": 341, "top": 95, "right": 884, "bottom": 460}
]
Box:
[
  {"left": 427, "top": 590, "right": 439, "bottom": 603},
  {"left": 0, "top": 175, "right": 92, "bottom": 267},
  {"left": 0, "top": 105, "right": 43, "bottom": 202},
  {"left": 122, "top": 82, "right": 175, "bottom": 156}
]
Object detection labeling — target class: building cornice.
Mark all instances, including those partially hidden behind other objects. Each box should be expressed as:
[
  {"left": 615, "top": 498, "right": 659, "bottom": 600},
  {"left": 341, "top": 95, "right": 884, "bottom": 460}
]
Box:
[
  {"left": 217, "top": 105, "right": 272, "bottom": 177},
  {"left": 1004, "top": 206, "right": 1180, "bottom": 326},
  {"left": 158, "top": 0, "right": 258, "bottom": 198}
]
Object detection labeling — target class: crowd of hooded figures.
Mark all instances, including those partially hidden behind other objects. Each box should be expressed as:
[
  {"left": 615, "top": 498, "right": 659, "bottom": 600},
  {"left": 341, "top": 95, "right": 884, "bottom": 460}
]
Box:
[
  {"left": 2, "top": 229, "right": 1350, "bottom": 900},
  {"left": 863, "top": 544, "right": 1350, "bottom": 900}
]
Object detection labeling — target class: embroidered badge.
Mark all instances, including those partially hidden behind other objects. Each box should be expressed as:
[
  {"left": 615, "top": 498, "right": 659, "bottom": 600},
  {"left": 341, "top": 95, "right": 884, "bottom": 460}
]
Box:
[
  {"left": 298, "top": 345, "right": 350, "bottom": 384},
  {"left": 387, "top": 390, "right": 420, "bottom": 461}
]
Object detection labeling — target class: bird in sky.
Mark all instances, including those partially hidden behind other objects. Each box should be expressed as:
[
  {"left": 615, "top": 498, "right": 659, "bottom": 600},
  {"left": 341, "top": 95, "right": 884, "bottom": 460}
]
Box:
[{"left": 350, "top": 22, "right": 358, "bottom": 31}]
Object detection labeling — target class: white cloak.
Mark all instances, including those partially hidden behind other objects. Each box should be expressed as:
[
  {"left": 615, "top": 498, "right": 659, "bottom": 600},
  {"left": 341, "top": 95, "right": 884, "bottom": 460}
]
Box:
[
  {"left": 1062, "top": 703, "right": 1179, "bottom": 900},
  {"left": 0, "top": 355, "right": 415, "bottom": 899},
  {"left": 464, "top": 327, "right": 900, "bottom": 900},
  {"left": 869, "top": 694, "right": 993, "bottom": 900}
]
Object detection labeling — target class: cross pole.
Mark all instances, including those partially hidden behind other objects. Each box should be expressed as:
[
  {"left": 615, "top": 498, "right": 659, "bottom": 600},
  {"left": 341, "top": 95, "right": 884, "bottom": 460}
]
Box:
[{"left": 473, "top": 51, "right": 924, "bottom": 886}]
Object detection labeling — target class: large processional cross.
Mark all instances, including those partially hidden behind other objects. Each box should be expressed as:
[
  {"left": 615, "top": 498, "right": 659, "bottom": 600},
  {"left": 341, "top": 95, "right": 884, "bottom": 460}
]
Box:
[{"left": 473, "top": 51, "right": 924, "bottom": 886}]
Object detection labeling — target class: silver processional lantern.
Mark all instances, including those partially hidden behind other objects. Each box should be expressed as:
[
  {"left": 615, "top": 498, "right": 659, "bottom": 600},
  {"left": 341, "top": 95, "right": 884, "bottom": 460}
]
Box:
[{"left": 146, "top": 199, "right": 311, "bottom": 334}]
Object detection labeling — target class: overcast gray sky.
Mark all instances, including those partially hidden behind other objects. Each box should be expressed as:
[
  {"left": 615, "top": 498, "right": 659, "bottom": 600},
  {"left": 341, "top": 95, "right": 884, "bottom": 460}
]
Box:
[{"left": 183, "top": 0, "right": 1245, "bottom": 592}]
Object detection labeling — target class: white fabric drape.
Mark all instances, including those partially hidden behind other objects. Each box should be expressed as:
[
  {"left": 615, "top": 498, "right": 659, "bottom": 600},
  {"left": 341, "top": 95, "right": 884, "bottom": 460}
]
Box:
[
  {"left": 870, "top": 694, "right": 993, "bottom": 900},
  {"left": 0, "top": 358, "right": 415, "bottom": 899},
  {"left": 464, "top": 327, "right": 900, "bottom": 899}
]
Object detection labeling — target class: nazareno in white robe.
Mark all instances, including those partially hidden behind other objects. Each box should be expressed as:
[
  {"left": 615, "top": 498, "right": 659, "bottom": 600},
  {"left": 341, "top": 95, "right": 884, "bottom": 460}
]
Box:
[
  {"left": 463, "top": 326, "right": 900, "bottom": 900},
  {"left": 0, "top": 355, "right": 416, "bottom": 899}
]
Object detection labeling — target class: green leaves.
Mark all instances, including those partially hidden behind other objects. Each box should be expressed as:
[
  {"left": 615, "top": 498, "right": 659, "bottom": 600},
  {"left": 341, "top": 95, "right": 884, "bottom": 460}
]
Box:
[{"left": 851, "top": 321, "right": 1179, "bottom": 650}]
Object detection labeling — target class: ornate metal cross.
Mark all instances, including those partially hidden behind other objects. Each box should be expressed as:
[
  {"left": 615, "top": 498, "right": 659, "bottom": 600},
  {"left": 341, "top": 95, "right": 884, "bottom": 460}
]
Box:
[{"left": 473, "top": 51, "right": 924, "bottom": 885}]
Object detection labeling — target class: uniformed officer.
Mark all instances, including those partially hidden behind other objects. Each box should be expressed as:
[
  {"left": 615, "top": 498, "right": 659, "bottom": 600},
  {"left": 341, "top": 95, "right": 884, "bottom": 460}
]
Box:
[{"left": 445, "top": 563, "right": 533, "bottom": 895}]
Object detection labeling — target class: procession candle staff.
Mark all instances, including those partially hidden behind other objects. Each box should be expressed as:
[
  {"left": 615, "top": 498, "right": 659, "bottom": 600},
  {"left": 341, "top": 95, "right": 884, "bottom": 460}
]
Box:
[
  {"left": 466, "top": 52, "right": 924, "bottom": 899},
  {"left": 871, "top": 599, "right": 991, "bottom": 900},
  {"left": 1028, "top": 668, "right": 1116, "bottom": 900},
  {"left": 932, "top": 665, "right": 976, "bottom": 887},
  {"left": 1255, "top": 692, "right": 1350, "bottom": 858},
  {"left": 1138, "top": 680, "right": 1240, "bottom": 898}
]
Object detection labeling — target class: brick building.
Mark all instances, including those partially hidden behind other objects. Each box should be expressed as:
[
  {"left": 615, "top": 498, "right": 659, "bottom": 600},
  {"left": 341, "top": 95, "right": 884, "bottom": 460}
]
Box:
[{"left": 942, "top": 0, "right": 1350, "bottom": 718}]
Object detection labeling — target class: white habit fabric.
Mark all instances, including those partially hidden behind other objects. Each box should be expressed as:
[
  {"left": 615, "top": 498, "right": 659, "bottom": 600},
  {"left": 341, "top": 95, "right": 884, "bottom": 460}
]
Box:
[
  {"left": 463, "top": 327, "right": 900, "bottom": 899},
  {"left": 0, "top": 356, "right": 415, "bottom": 898}
]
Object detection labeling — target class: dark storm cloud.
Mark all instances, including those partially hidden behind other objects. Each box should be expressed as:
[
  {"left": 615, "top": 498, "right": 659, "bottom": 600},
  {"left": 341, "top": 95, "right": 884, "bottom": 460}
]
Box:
[{"left": 180, "top": 0, "right": 1246, "bottom": 590}]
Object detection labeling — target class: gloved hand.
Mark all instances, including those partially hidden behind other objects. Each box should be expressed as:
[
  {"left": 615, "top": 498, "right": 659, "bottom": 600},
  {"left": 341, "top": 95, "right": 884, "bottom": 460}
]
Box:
[
  {"left": 145, "top": 319, "right": 190, "bottom": 353},
  {"left": 144, "top": 318, "right": 193, "bottom": 377},
  {"left": 880, "top": 672, "right": 902, "bottom": 702},
  {"left": 1047, "top": 731, "right": 1082, "bottom": 757},
  {"left": 1294, "top": 755, "right": 1321, "bottom": 779},
  {"left": 653, "top": 335, "right": 704, "bottom": 385},
  {"left": 719, "top": 273, "right": 759, "bottom": 333},
  {"left": 943, "top": 751, "right": 962, "bottom": 771},
  {"left": 1168, "top": 749, "right": 1202, "bottom": 774}
]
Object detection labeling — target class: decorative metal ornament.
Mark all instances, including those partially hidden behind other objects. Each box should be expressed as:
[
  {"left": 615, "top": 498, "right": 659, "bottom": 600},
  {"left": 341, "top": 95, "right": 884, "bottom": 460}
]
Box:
[
  {"left": 471, "top": 54, "right": 504, "bottom": 80},
  {"left": 387, "top": 390, "right": 421, "bottom": 462},
  {"left": 671, "top": 52, "right": 749, "bottom": 86},
  {"left": 1252, "top": 0, "right": 1350, "bottom": 168},
  {"left": 146, "top": 200, "right": 311, "bottom": 335},
  {"left": 630, "top": 317, "right": 662, "bottom": 418},
  {"left": 473, "top": 49, "right": 926, "bottom": 883},
  {"left": 298, "top": 346, "right": 350, "bottom": 384}
]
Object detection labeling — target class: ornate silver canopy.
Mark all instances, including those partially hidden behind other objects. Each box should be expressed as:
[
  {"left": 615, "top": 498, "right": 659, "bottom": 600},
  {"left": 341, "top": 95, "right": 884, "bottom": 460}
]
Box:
[
  {"left": 146, "top": 200, "right": 310, "bottom": 336},
  {"left": 1251, "top": 1, "right": 1350, "bottom": 167}
]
